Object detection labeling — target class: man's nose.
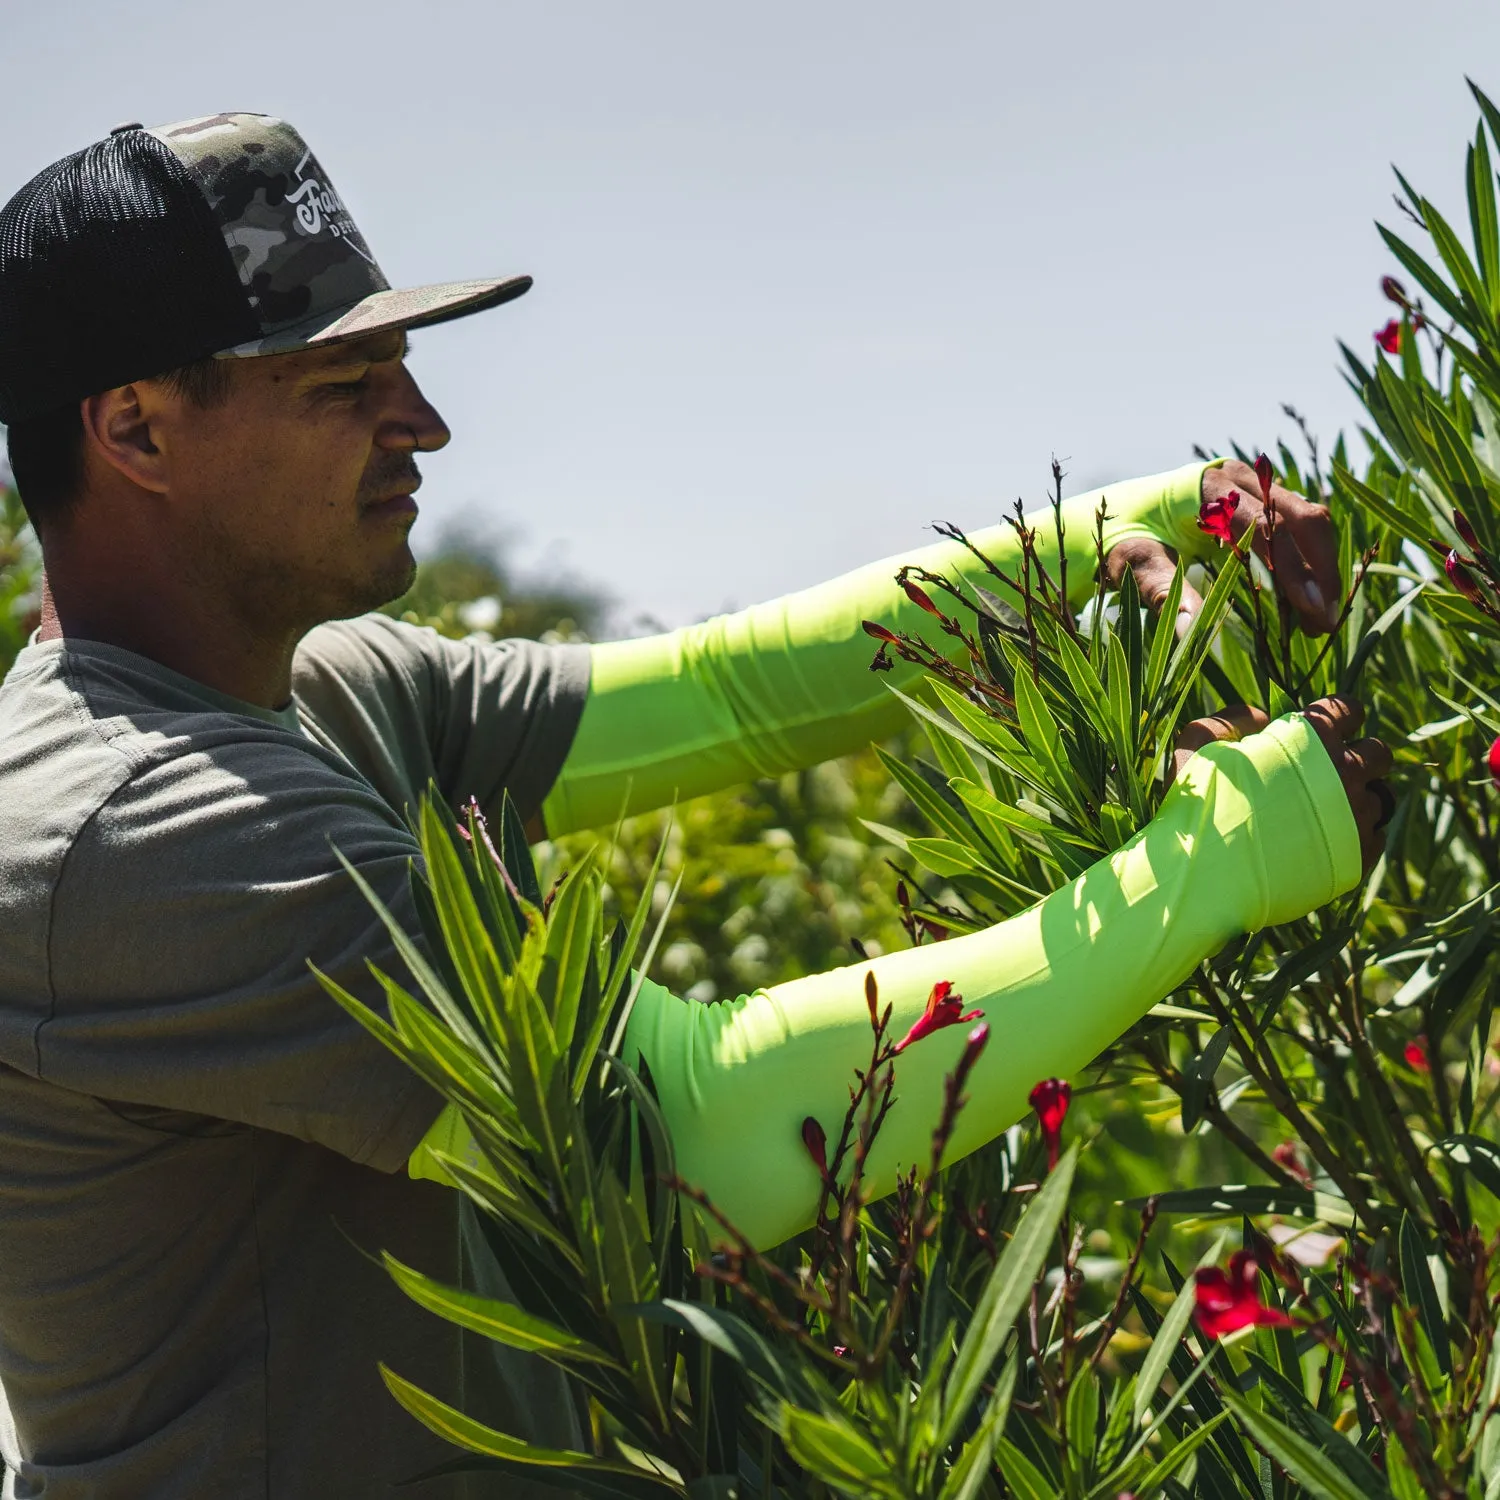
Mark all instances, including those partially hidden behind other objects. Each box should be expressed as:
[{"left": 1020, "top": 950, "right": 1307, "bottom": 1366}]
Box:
[{"left": 378, "top": 366, "right": 451, "bottom": 453}]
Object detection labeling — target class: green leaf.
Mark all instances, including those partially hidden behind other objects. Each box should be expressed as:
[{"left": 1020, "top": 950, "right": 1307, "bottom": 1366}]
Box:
[
  {"left": 938, "top": 1143, "right": 1078, "bottom": 1451},
  {"left": 540, "top": 849, "right": 599, "bottom": 1052},
  {"left": 1378, "top": 223, "right": 1471, "bottom": 331},
  {"left": 597, "top": 1171, "right": 668, "bottom": 1425},
  {"left": 382, "top": 1253, "right": 620, "bottom": 1369},
  {"left": 1425, "top": 587, "right": 1500, "bottom": 642},
  {"left": 1331, "top": 461, "right": 1434, "bottom": 553},
  {"left": 993, "top": 1437, "right": 1055, "bottom": 1500},
  {"left": 498, "top": 791, "right": 544, "bottom": 907},
  {"left": 1399, "top": 1211, "right": 1452, "bottom": 1377},
  {"left": 1470, "top": 125, "right": 1500, "bottom": 316},
  {"left": 380, "top": 1365, "right": 666, "bottom": 1478},
  {"left": 1155, "top": 550, "right": 1244, "bottom": 738},
  {"left": 332, "top": 845, "right": 493, "bottom": 1067},
  {"left": 1246, "top": 1353, "right": 1389, "bottom": 1498},
  {"left": 1143, "top": 563, "right": 1185, "bottom": 708},
  {"left": 1436, "top": 1133, "right": 1500, "bottom": 1200},
  {"left": 1386, "top": 1443, "right": 1426, "bottom": 1500},
  {"left": 1135, "top": 1232, "right": 1227, "bottom": 1425},
  {"left": 622, "top": 1299, "right": 808, "bottom": 1404},
  {"left": 779, "top": 1407, "right": 900, "bottom": 1499},
  {"left": 876, "top": 746, "right": 986, "bottom": 850},
  {"left": 1125, "top": 1410, "right": 1230, "bottom": 1499},
  {"left": 1424, "top": 193, "right": 1493, "bottom": 331},
  {"left": 418, "top": 799, "right": 512, "bottom": 1056},
  {"left": 1221, "top": 1390, "right": 1391, "bottom": 1500},
  {"left": 1009, "top": 648, "right": 1091, "bottom": 823},
  {"left": 1125, "top": 1183, "right": 1356, "bottom": 1226},
  {"left": 938, "top": 1358, "right": 1016, "bottom": 1500},
  {"left": 1180, "top": 1025, "right": 1233, "bottom": 1134},
  {"left": 1052, "top": 621, "right": 1114, "bottom": 745}
]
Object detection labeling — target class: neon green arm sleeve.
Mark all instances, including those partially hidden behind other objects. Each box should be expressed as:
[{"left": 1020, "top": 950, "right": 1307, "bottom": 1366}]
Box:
[
  {"left": 416, "top": 713, "right": 1359, "bottom": 1249},
  {"left": 541, "top": 461, "right": 1216, "bottom": 837}
]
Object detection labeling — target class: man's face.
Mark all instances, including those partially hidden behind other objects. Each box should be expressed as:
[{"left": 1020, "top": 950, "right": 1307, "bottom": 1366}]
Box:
[{"left": 145, "top": 329, "right": 449, "bottom": 630}]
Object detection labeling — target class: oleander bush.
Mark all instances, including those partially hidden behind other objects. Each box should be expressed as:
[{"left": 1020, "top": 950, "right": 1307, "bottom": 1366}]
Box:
[{"left": 336, "top": 80, "right": 1500, "bottom": 1499}]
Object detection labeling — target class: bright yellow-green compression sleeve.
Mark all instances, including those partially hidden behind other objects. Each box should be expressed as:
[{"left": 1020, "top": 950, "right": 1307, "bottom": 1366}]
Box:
[
  {"left": 415, "top": 713, "right": 1359, "bottom": 1248},
  {"left": 542, "top": 461, "right": 1217, "bottom": 836}
]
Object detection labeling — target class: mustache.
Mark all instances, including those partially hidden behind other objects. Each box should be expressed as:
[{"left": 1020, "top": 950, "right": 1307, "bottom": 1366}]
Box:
[{"left": 357, "top": 454, "right": 423, "bottom": 506}]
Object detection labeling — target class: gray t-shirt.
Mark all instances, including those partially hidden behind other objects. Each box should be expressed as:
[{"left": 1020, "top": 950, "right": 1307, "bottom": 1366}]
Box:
[{"left": 0, "top": 616, "right": 590, "bottom": 1499}]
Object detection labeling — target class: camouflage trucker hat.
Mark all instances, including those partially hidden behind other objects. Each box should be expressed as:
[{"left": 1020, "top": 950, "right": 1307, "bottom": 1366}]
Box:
[{"left": 0, "top": 112, "right": 530, "bottom": 424}]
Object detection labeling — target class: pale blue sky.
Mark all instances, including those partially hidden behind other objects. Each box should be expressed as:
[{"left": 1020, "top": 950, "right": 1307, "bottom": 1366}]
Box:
[{"left": 5, "top": 2, "right": 1499, "bottom": 627}]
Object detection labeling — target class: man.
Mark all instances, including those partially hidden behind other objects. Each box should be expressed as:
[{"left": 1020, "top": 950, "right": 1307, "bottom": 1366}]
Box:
[{"left": 0, "top": 114, "right": 1389, "bottom": 1497}]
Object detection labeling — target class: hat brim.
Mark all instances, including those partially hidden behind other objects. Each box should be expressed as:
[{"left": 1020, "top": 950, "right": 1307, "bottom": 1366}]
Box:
[{"left": 215, "top": 274, "right": 532, "bottom": 358}]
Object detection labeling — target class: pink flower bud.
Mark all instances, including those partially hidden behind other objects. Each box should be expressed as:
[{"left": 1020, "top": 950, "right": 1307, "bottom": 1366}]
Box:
[
  {"left": 1381, "top": 275, "right": 1408, "bottom": 305},
  {"left": 903, "top": 580, "right": 943, "bottom": 617},
  {"left": 1454, "top": 510, "right": 1481, "bottom": 552},
  {"left": 1255, "top": 453, "right": 1275, "bottom": 500},
  {"left": 1489, "top": 735, "right": 1500, "bottom": 788},
  {"left": 862, "top": 620, "right": 899, "bottom": 643},
  {"left": 801, "top": 1116, "right": 830, "bottom": 1180},
  {"left": 1375, "top": 319, "right": 1402, "bottom": 355},
  {"left": 1028, "top": 1077, "right": 1072, "bottom": 1171},
  {"left": 1446, "top": 550, "right": 1485, "bottom": 605}
]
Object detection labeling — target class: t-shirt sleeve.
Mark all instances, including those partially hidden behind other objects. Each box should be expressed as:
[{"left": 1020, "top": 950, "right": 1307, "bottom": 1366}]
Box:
[
  {"left": 42, "top": 737, "right": 447, "bottom": 1171},
  {"left": 295, "top": 615, "right": 592, "bottom": 823}
]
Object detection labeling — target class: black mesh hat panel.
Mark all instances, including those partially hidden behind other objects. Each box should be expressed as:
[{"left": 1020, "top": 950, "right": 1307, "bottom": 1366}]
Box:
[{"left": 0, "top": 129, "right": 257, "bottom": 424}]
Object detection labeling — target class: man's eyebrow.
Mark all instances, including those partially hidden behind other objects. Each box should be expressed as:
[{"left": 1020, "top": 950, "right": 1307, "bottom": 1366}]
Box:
[{"left": 316, "top": 330, "right": 410, "bottom": 370}]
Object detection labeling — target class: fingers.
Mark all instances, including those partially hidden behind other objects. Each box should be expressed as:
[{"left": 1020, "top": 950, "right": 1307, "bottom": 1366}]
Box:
[
  {"left": 1266, "top": 504, "right": 1341, "bottom": 635},
  {"left": 1301, "top": 696, "right": 1391, "bottom": 872},
  {"left": 1206, "top": 460, "right": 1342, "bottom": 635},
  {"left": 1303, "top": 694, "right": 1365, "bottom": 752},
  {"left": 1167, "top": 704, "right": 1271, "bottom": 785},
  {"left": 1104, "top": 537, "right": 1204, "bottom": 639},
  {"left": 1343, "top": 735, "right": 1394, "bottom": 782}
]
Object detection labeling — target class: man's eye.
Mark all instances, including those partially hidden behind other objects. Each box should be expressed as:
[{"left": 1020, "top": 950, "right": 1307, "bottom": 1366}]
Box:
[{"left": 329, "top": 374, "right": 370, "bottom": 393}]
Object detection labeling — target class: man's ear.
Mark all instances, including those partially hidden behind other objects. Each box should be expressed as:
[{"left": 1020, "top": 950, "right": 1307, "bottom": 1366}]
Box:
[{"left": 79, "top": 384, "right": 167, "bottom": 495}]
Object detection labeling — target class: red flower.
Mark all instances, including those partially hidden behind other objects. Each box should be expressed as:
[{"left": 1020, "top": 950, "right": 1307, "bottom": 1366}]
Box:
[
  {"left": 1028, "top": 1077, "right": 1072, "bottom": 1170},
  {"left": 1193, "top": 1251, "right": 1295, "bottom": 1338},
  {"left": 892, "top": 980, "right": 984, "bottom": 1054},
  {"left": 801, "top": 1116, "right": 830, "bottom": 1181},
  {"left": 1488, "top": 735, "right": 1500, "bottom": 788},
  {"left": 862, "top": 620, "right": 899, "bottom": 643},
  {"left": 1404, "top": 1037, "right": 1430, "bottom": 1072},
  {"left": 1197, "top": 490, "right": 1241, "bottom": 546},
  {"left": 1455, "top": 510, "right": 1482, "bottom": 553},
  {"left": 1382, "top": 275, "right": 1409, "bottom": 306},
  {"left": 1445, "top": 550, "right": 1485, "bottom": 606},
  {"left": 1376, "top": 319, "right": 1402, "bottom": 354},
  {"left": 903, "top": 580, "right": 943, "bottom": 618},
  {"left": 1272, "top": 1140, "right": 1312, "bottom": 1186},
  {"left": 1254, "top": 453, "right": 1275, "bottom": 501}
]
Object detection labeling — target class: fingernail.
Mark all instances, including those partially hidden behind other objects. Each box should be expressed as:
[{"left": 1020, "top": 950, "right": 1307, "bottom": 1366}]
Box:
[
  {"left": 1174, "top": 606, "right": 1195, "bottom": 640},
  {"left": 1303, "top": 581, "right": 1328, "bottom": 620}
]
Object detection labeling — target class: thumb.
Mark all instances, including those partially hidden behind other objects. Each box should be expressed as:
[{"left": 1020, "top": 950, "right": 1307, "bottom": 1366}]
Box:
[{"left": 1105, "top": 536, "right": 1204, "bottom": 640}]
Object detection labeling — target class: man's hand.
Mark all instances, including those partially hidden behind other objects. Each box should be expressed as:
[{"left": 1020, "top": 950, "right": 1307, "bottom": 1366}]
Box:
[
  {"left": 1168, "top": 703, "right": 1270, "bottom": 785},
  {"left": 1303, "top": 695, "right": 1394, "bottom": 872},
  {"left": 1170, "top": 695, "right": 1392, "bottom": 872},
  {"left": 1105, "top": 458, "right": 1342, "bottom": 638}
]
